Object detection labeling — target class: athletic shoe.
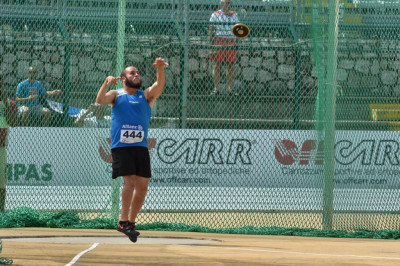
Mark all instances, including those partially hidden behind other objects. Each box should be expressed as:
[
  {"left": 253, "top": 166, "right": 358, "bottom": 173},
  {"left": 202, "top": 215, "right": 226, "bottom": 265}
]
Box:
[
  {"left": 117, "top": 221, "right": 140, "bottom": 243},
  {"left": 127, "top": 222, "right": 140, "bottom": 243}
]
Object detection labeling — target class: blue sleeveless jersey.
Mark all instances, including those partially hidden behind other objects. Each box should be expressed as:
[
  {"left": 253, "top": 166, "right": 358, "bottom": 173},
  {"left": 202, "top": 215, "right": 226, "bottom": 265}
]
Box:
[{"left": 110, "top": 89, "right": 151, "bottom": 149}]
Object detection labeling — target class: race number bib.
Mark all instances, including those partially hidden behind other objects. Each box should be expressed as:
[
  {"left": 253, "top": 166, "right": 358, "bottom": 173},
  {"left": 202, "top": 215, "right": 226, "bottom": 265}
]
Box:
[{"left": 120, "top": 124, "right": 144, "bottom": 144}]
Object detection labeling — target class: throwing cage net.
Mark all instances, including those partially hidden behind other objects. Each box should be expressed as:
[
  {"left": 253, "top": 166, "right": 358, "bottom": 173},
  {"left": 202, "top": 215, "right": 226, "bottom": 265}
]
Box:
[{"left": 0, "top": 0, "right": 399, "bottom": 238}]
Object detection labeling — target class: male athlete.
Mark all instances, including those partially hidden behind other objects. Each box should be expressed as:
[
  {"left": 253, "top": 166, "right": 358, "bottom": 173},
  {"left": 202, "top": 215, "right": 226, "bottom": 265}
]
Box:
[{"left": 96, "top": 58, "right": 168, "bottom": 242}]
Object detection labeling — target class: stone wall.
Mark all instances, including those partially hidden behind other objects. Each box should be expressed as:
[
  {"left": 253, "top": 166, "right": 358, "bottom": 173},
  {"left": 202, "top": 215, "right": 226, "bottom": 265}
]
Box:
[
  {"left": 2, "top": 32, "right": 400, "bottom": 102},
  {"left": 337, "top": 39, "right": 400, "bottom": 97}
]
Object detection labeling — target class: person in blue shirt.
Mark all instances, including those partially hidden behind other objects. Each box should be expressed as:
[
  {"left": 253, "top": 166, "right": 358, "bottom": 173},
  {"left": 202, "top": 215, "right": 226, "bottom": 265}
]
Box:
[
  {"left": 16, "top": 66, "right": 61, "bottom": 126},
  {"left": 96, "top": 57, "right": 168, "bottom": 243}
]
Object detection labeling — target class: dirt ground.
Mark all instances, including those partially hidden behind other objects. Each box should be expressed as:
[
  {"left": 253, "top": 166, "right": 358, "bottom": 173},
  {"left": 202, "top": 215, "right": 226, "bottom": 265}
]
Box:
[{"left": 1, "top": 228, "right": 400, "bottom": 265}]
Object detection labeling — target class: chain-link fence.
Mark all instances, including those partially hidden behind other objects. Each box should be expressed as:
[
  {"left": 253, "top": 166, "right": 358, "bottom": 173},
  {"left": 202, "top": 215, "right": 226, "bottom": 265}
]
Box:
[{"left": 0, "top": 0, "right": 399, "bottom": 236}]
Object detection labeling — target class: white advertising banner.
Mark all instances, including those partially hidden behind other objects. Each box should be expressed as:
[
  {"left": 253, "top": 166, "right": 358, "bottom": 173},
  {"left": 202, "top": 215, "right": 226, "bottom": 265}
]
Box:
[
  {"left": 6, "top": 128, "right": 400, "bottom": 189},
  {"left": 5, "top": 128, "right": 400, "bottom": 211}
]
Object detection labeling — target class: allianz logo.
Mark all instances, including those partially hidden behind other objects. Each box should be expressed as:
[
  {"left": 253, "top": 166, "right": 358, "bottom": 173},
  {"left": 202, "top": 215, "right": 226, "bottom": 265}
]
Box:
[{"left": 129, "top": 100, "right": 139, "bottom": 104}]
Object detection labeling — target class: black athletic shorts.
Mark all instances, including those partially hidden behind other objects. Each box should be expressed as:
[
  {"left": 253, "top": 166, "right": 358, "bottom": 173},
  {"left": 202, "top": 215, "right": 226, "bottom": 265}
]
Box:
[{"left": 111, "top": 146, "right": 151, "bottom": 179}]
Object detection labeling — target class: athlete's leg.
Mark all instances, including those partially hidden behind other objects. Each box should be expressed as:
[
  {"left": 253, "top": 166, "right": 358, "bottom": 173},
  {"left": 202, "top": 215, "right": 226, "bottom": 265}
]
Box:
[
  {"left": 118, "top": 174, "right": 142, "bottom": 242},
  {"left": 120, "top": 174, "right": 136, "bottom": 221},
  {"left": 128, "top": 175, "right": 150, "bottom": 223}
]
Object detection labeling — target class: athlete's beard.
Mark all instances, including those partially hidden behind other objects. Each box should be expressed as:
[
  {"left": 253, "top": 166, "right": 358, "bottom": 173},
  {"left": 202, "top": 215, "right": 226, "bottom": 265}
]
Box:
[{"left": 125, "top": 78, "right": 142, "bottom": 89}]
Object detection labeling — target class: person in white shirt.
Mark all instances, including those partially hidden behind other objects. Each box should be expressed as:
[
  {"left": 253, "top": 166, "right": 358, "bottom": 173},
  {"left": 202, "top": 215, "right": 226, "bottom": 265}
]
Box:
[
  {"left": 209, "top": 0, "right": 239, "bottom": 96},
  {"left": 74, "top": 103, "right": 111, "bottom": 128}
]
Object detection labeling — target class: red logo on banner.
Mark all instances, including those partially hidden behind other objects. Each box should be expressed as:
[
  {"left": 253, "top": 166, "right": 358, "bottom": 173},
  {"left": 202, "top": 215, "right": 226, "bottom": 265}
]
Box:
[
  {"left": 274, "top": 139, "right": 298, "bottom": 165},
  {"left": 99, "top": 137, "right": 112, "bottom": 163},
  {"left": 98, "top": 138, "right": 157, "bottom": 163},
  {"left": 274, "top": 139, "right": 324, "bottom": 165},
  {"left": 147, "top": 138, "right": 157, "bottom": 150}
]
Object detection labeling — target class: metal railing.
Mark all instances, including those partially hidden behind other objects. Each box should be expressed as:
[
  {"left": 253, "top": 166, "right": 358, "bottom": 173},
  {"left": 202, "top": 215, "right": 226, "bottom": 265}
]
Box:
[
  {"left": 2, "top": 0, "right": 293, "bottom": 23},
  {"left": 3, "top": 0, "right": 399, "bottom": 25}
]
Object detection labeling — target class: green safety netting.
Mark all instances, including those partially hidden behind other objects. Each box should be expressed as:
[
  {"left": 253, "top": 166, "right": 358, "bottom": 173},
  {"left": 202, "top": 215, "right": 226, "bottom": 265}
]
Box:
[{"left": 0, "top": 0, "right": 399, "bottom": 239}]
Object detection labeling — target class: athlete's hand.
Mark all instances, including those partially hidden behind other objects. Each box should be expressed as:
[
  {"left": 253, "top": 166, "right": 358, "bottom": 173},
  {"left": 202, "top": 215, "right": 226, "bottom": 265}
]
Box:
[
  {"left": 105, "top": 76, "right": 121, "bottom": 86},
  {"left": 153, "top": 57, "right": 169, "bottom": 68}
]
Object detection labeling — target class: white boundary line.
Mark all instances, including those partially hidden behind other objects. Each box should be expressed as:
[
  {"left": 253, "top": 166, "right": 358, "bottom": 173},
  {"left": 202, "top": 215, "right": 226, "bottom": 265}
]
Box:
[
  {"left": 195, "top": 246, "right": 400, "bottom": 261},
  {"left": 65, "top": 243, "right": 99, "bottom": 266}
]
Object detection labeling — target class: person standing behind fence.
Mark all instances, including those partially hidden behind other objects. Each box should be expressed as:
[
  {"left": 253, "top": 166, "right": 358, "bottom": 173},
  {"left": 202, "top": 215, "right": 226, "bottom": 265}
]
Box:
[
  {"left": 15, "top": 66, "right": 61, "bottom": 126},
  {"left": 96, "top": 58, "right": 168, "bottom": 242},
  {"left": 0, "top": 72, "right": 17, "bottom": 213},
  {"left": 209, "top": 0, "right": 239, "bottom": 96}
]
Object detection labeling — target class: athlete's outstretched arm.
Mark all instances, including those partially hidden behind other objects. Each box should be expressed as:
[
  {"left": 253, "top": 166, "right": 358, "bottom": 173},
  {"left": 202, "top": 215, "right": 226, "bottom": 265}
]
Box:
[
  {"left": 144, "top": 58, "right": 168, "bottom": 108},
  {"left": 96, "top": 76, "right": 120, "bottom": 105}
]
